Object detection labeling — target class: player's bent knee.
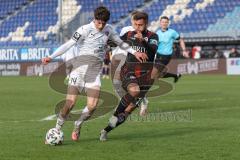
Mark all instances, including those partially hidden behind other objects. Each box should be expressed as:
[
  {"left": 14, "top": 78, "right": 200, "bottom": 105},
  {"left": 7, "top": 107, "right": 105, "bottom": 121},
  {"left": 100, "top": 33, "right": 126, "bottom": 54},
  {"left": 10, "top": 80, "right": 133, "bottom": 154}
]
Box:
[
  {"left": 127, "top": 84, "right": 140, "bottom": 97},
  {"left": 129, "top": 88, "right": 140, "bottom": 97},
  {"left": 109, "top": 112, "right": 129, "bottom": 128},
  {"left": 125, "top": 104, "right": 135, "bottom": 113},
  {"left": 86, "top": 105, "right": 97, "bottom": 112},
  {"left": 109, "top": 115, "right": 118, "bottom": 128},
  {"left": 87, "top": 100, "right": 98, "bottom": 111}
]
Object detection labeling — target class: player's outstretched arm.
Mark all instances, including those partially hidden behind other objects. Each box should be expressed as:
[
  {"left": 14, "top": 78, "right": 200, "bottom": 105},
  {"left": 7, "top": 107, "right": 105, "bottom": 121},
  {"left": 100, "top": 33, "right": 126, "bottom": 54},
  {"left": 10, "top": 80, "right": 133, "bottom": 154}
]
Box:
[{"left": 41, "top": 39, "right": 76, "bottom": 65}]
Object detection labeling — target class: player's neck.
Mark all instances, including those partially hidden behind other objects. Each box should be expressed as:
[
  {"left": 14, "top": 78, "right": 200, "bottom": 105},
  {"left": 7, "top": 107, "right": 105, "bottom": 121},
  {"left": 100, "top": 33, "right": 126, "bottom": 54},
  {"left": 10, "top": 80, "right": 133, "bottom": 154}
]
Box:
[{"left": 161, "top": 28, "right": 168, "bottom": 32}]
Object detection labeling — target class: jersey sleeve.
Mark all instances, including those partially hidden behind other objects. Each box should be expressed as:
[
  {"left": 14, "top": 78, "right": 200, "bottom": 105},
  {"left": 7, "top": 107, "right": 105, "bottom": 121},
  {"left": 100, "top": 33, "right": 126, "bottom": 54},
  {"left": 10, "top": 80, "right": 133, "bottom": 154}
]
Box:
[
  {"left": 119, "top": 27, "right": 128, "bottom": 37},
  {"left": 145, "top": 33, "right": 159, "bottom": 55},
  {"left": 49, "top": 39, "right": 76, "bottom": 59},
  {"left": 120, "top": 32, "right": 128, "bottom": 41},
  {"left": 49, "top": 25, "right": 89, "bottom": 59},
  {"left": 173, "top": 30, "right": 180, "bottom": 40},
  {"left": 119, "top": 26, "right": 133, "bottom": 37},
  {"left": 71, "top": 25, "right": 89, "bottom": 42},
  {"left": 109, "top": 27, "right": 136, "bottom": 55}
]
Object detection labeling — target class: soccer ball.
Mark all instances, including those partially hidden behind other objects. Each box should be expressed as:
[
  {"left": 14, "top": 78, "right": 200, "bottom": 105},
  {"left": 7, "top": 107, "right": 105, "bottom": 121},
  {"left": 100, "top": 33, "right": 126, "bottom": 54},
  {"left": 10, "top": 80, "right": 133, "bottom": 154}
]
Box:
[{"left": 45, "top": 128, "right": 64, "bottom": 145}]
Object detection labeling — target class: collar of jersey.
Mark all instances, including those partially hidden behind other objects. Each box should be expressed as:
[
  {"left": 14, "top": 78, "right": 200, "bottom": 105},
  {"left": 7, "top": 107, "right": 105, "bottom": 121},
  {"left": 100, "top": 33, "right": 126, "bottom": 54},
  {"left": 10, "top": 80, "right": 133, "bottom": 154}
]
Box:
[
  {"left": 160, "top": 28, "right": 169, "bottom": 32},
  {"left": 90, "top": 21, "right": 107, "bottom": 33}
]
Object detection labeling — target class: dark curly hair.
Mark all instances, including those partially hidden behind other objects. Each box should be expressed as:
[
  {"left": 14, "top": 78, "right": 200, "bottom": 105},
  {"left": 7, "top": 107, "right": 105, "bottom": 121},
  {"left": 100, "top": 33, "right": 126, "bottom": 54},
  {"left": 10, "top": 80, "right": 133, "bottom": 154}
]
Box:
[{"left": 94, "top": 6, "right": 110, "bottom": 22}]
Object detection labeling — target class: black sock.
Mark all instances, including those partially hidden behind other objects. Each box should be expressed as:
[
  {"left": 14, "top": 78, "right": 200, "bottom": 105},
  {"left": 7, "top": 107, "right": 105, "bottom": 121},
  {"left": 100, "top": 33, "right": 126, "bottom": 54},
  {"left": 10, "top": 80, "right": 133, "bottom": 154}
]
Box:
[
  {"left": 163, "top": 72, "right": 177, "bottom": 78},
  {"left": 115, "top": 93, "right": 135, "bottom": 114},
  {"left": 102, "top": 68, "right": 106, "bottom": 75},
  {"left": 104, "top": 94, "right": 134, "bottom": 133},
  {"left": 104, "top": 125, "right": 113, "bottom": 132},
  {"left": 104, "top": 112, "right": 129, "bottom": 133}
]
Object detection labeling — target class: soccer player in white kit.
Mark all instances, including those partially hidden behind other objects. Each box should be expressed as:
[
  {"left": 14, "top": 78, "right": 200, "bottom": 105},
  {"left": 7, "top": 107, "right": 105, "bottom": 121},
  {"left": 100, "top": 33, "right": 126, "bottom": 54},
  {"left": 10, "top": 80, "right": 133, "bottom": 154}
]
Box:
[{"left": 42, "top": 6, "right": 148, "bottom": 141}]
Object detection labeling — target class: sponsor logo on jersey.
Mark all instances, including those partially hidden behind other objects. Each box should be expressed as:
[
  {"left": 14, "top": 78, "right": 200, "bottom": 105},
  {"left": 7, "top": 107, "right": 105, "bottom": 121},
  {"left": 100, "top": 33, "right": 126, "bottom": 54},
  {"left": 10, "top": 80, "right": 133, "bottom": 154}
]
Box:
[
  {"left": 144, "top": 37, "right": 148, "bottom": 42},
  {"left": 72, "top": 32, "right": 81, "bottom": 42},
  {"left": 129, "top": 76, "right": 136, "bottom": 79},
  {"left": 104, "top": 31, "right": 109, "bottom": 36},
  {"left": 88, "top": 32, "right": 96, "bottom": 38},
  {"left": 132, "top": 46, "right": 146, "bottom": 53}
]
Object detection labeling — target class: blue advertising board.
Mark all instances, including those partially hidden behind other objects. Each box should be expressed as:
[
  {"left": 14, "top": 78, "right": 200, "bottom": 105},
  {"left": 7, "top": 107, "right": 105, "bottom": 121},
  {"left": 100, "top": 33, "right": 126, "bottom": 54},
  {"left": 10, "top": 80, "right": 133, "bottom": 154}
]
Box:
[{"left": 0, "top": 46, "right": 60, "bottom": 62}]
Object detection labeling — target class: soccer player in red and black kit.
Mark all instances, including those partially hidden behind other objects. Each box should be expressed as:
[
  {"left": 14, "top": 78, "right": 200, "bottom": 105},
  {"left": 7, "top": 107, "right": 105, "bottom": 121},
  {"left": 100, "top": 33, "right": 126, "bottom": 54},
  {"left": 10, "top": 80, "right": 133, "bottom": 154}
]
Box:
[{"left": 100, "top": 11, "right": 159, "bottom": 141}]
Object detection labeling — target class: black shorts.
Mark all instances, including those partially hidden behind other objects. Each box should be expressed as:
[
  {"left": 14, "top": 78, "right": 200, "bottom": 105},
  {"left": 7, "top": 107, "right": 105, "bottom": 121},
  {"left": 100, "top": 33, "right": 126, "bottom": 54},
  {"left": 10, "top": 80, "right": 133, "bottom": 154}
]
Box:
[
  {"left": 104, "top": 59, "right": 110, "bottom": 65},
  {"left": 155, "top": 54, "right": 172, "bottom": 66},
  {"left": 154, "top": 54, "right": 172, "bottom": 72},
  {"left": 120, "top": 65, "right": 154, "bottom": 98}
]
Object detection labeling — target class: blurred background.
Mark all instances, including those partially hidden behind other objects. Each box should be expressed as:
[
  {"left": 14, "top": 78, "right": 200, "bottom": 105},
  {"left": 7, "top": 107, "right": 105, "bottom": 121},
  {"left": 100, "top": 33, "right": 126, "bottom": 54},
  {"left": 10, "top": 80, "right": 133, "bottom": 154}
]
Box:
[{"left": 0, "top": 0, "right": 239, "bottom": 76}]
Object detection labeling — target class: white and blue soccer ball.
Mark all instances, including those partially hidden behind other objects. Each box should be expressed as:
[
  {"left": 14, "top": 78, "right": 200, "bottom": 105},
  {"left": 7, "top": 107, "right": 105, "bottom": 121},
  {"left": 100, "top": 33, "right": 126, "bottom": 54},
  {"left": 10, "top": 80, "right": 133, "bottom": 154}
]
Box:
[{"left": 45, "top": 128, "right": 64, "bottom": 145}]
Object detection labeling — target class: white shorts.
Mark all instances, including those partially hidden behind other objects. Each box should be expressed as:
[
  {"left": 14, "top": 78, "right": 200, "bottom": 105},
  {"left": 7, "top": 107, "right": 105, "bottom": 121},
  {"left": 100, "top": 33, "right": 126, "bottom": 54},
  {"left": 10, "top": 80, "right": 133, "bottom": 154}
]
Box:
[{"left": 68, "top": 65, "right": 101, "bottom": 92}]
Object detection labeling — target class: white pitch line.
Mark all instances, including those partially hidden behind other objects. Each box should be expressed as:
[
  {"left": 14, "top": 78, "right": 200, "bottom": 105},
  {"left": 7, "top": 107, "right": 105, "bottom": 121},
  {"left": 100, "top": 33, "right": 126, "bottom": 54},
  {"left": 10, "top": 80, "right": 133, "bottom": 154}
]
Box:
[
  {"left": 39, "top": 109, "right": 83, "bottom": 121},
  {"left": 39, "top": 98, "right": 223, "bottom": 121},
  {"left": 157, "top": 98, "right": 223, "bottom": 104},
  {"left": 0, "top": 98, "right": 224, "bottom": 123},
  {"left": 39, "top": 115, "right": 56, "bottom": 121}
]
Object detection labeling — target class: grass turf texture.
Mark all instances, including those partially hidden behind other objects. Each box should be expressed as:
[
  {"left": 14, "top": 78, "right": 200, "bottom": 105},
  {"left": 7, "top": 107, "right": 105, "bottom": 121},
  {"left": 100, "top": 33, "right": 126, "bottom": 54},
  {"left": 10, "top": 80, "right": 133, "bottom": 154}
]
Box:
[{"left": 0, "top": 75, "right": 240, "bottom": 160}]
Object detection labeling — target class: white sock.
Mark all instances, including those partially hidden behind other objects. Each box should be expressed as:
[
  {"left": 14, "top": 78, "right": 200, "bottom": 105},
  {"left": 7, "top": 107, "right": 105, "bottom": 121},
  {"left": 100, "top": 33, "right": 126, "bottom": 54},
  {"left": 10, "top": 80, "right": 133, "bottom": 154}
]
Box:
[
  {"left": 74, "top": 106, "right": 91, "bottom": 129},
  {"left": 56, "top": 114, "right": 65, "bottom": 130}
]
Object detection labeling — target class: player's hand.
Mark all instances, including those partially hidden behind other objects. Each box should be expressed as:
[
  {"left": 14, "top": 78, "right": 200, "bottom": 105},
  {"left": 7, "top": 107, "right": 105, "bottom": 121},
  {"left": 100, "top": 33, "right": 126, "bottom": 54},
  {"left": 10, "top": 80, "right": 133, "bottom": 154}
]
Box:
[
  {"left": 134, "top": 31, "right": 143, "bottom": 41},
  {"left": 183, "top": 50, "right": 189, "bottom": 58},
  {"left": 41, "top": 57, "right": 51, "bottom": 65},
  {"left": 134, "top": 52, "right": 148, "bottom": 63}
]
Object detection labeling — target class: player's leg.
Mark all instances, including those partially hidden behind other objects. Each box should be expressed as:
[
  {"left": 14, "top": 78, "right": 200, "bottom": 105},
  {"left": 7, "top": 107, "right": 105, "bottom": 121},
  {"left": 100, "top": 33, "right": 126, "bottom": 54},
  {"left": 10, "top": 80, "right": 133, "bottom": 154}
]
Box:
[
  {"left": 102, "top": 63, "right": 110, "bottom": 79},
  {"left": 155, "top": 55, "right": 181, "bottom": 83},
  {"left": 105, "top": 65, "right": 110, "bottom": 79},
  {"left": 100, "top": 101, "right": 137, "bottom": 141},
  {"left": 102, "top": 65, "right": 106, "bottom": 79},
  {"left": 72, "top": 74, "right": 101, "bottom": 141},
  {"left": 100, "top": 83, "right": 140, "bottom": 141},
  {"left": 55, "top": 86, "right": 79, "bottom": 130},
  {"left": 163, "top": 72, "right": 181, "bottom": 83},
  {"left": 72, "top": 86, "right": 100, "bottom": 140},
  {"left": 139, "top": 96, "right": 149, "bottom": 116},
  {"left": 74, "top": 86, "right": 100, "bottom": 128},
  {"left": 138, "top": 74, "right": 155, "bottom": 116}
]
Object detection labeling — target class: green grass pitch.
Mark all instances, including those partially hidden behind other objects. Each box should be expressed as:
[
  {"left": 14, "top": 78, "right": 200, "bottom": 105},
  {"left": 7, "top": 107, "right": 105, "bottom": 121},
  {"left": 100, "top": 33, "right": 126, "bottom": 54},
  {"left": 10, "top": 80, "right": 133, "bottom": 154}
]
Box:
[{"left": 0, "top": 75, "right": 240, "bottom": 160}]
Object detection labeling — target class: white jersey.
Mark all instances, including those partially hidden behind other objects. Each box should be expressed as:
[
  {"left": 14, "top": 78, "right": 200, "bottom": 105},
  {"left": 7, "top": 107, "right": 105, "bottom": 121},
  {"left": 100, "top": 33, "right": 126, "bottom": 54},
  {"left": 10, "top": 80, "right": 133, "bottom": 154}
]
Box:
[
  {"left": 49, "top": 21, "right": 135, "bottom": 61},
  {"left": 62, "top": 46, "right": 77, "bottom": 62},
  {"left": 72, "top": 22, "right": 121, "bottom": 59},
  {"left": 49, "top": 21, "right": 136, "bottom": 89},
  {"left": 119, "top": 26, "right": 134, "bottom": 37}
]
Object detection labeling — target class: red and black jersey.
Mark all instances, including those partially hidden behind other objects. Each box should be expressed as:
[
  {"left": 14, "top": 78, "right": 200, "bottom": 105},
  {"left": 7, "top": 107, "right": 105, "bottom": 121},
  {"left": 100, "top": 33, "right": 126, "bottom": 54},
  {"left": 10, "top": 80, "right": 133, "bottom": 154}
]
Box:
[{"left": 120, "top": 30, "right": 159, "bottom": 78}]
